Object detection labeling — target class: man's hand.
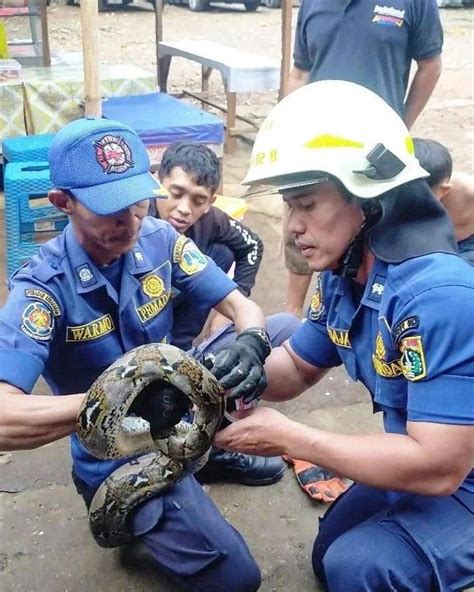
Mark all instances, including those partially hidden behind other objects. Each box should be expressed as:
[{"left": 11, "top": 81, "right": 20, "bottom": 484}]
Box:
[
  {"left": 214, "top": 406, "right": 295, "bottom": 456},
  {"left": 207, "top": 327, "right": 271, "bottom": 403},
  {"left": 129, "top": 379, "right": 191, "bottom": 439}
]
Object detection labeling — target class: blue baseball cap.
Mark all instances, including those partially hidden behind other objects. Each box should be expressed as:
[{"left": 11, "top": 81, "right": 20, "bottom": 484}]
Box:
[{"left": 49, "top": 117, "right": 162, "bottom": 215}]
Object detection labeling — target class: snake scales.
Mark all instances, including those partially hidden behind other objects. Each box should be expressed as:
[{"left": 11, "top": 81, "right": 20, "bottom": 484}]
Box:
[{"left": 76, "top": 343, "right": 224, "bottom": 548}]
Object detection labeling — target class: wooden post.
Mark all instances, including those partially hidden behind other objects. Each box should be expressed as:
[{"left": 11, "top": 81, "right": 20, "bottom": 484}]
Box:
[
  {"left": 39, "top": 0, "right": 51, "bottom": 66},
  {"left": 279, "top": 0, "right": 292, "bottom": 100},
  {"left": 80, "top": 0, "right": 101, "bottom": 117},
  {"left": 155, "top": 0, "right": 164, "bottom": 89}
]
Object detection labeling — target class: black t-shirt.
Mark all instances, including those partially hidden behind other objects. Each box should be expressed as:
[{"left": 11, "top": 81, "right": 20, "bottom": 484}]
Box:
[
  {"left": 293, "top": 0, "right": 443, "bottom": 115},
  {"left": 149, "top": 202, "right": 263, "bottom": 296}
]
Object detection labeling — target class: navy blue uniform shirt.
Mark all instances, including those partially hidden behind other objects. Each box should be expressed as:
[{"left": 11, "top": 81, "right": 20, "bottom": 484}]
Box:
[
  {"left": 0, "top": 217, "right": 236, "bottom": 487},
  {"left": 290, "top": 253, "right": 474, "bottom": 503},
  {"left": 294, "top": 0, "right": 443, "bottom": 115}
]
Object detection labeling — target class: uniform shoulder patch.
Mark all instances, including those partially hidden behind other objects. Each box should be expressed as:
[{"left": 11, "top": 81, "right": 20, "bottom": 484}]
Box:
[
  {"left": 25, "top": 289, "right": 61, "bottom": 317},
  {"left": 173, "top": 235, "right": 188, "bottom": 263},
  {"left": 178, "top": 240, "right": 208, "bottom": 275},
  {"left": 21, "top": 302, "right": 55, "bottom": 341},
  {"left": 308, "top": 279, "right": 325, "bottom": 322},
  {"left": 392, "top": 316, "right": 419, "bottom": 346},
  {"left": 400, "top": 335, "right": 426, "bottom": 381}
]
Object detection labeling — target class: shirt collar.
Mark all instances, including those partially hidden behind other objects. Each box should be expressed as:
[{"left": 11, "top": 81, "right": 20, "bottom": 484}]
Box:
[
  {"left": 361, "top": 258, "right": 388, "bottom": 310},
  {"left": 330, "top": 257, "right": 388, "bottom": 322},
  {"left": 64, "top": 225, "right": 154, "bottom": 294},
  {"left": 64, "top": 225, "right": 106, "bottom": 294},
  {"left": 125, "top": 243, "right": 154, "bottom": 276}
]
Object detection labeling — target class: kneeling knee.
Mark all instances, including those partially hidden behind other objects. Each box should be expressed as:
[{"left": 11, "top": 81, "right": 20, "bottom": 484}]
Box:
[
  {"left": 239, "top": 564, "right": 261, "bottom": 592},
  {"left": 201, "top": 552, "right": 261, "bottom": 592},
  {"left": 225, "top": 557, "right": 261, "bottom": 592},
  {"left": 321, "top": 538, "right": 410, "bottom": 591}
]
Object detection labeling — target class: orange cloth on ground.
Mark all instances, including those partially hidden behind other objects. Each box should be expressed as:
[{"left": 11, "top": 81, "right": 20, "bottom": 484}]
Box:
[{"left": 283, "top": 455, "right": 349, "bottom": 503}]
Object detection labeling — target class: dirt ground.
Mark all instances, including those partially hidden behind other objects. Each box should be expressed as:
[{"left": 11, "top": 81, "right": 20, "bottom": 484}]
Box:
[{"left": 0, "top": 3, "right": 473, "bottom": 592}]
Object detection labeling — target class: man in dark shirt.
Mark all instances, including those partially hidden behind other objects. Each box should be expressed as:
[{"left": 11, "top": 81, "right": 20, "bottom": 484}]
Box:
[
  {"left": 284, "top": 0, "right": 444, "bottom": 319},
  {"left": 292, "top": 0, "right": 443, "bottom": 126},
  {"left": 150, "top": 142, "right": 264, "bottom": 350},
  {"left": 413, "top": 137, "right": 474, "bottom": 266}
]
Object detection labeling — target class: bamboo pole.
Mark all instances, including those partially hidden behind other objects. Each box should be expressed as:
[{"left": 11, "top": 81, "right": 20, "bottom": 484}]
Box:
[
  {"left": 279, "top": 0, "right": 292, "bottom": 100},
  {"left": 155, "top": 0, "right": 164, "bottom": 88},
  {"left": 80, "top": 0, "right": 102, "bottom": 117}
]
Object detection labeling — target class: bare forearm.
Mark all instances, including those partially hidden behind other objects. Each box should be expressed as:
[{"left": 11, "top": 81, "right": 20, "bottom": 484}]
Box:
[
  {"left": 286, "top": 67, "right": 310, "bottom": 96},
  {"left": 234, "top": 300, "right": 265, "bottom": 333},
  {"left": 262, "top": 343, "right": 327, "bottom": 402},
  {"left": 284, "top": 423, "right": 467, "bottom": 495},
  {"left": 404, "top": 57, "right": 442, "bottom": 130},
  {"left": 215, "top": 290, "right": 265, "bottom": 333},
  {"left": 0, "top": 392, "right": 84, "bottom": 450}
]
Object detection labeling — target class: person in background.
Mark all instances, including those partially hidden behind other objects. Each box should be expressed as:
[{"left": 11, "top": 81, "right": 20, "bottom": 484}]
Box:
[
  {"left": 284, "top": 0, "right": 444, "bottom": 317},
  {"left": 150, "top": 142, "right": 264, "bottom": 350},
  {"left": 413, "top": 137, "right": 474, "bottom": 265}
]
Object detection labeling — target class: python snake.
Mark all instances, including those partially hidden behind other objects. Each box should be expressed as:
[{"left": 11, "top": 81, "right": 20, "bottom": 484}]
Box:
[{"left": 76, "top": 343, "right": 224, "bottom": 548}]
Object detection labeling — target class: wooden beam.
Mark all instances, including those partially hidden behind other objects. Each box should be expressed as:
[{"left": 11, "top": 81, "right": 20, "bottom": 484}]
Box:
[
  {"left": 182, "top": 89, "right": 259, "bottom": 128},
  {"left": 155, "top": 0, "right": 164, "bottom": 88},
  {"left": 39, "top": 0, "right": 51, "bottom": 66},
  {"left": 279, "top": 0, "right": 292, "bottom": 100},
  {"left": 80, "top": 0, "right": 101, "bottom": 117}
]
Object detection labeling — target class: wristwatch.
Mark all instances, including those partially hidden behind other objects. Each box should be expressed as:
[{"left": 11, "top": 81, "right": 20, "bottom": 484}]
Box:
[{"left": 241, "top": 327, "right": 272, "bottom": 359}]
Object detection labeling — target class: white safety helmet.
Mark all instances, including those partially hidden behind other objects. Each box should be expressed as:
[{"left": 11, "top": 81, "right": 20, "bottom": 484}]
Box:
[{"left": 243, "top": 80, "right": 428, "bottom": 199}]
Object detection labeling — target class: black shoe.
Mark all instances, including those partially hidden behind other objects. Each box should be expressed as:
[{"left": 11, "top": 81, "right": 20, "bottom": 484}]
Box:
[
  {"left": 119, "top": 540, "right": 157, "bottom": 571},
  {"left": 195, "top": 448, "right": 286, "bottom": 486}
]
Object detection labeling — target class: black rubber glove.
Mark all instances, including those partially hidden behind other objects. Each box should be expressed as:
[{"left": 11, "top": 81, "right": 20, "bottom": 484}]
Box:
[
  {"left": 128, "top": 379, "right": 191, "bottom": 439},
  {"left": 206, "top": 327, "right": 272, "bottom": 403}
]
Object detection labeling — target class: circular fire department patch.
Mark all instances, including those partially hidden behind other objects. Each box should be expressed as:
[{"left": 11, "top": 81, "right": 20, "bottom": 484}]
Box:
[{"left": 21, "top": 301, "right": 54, "bottom": 341}]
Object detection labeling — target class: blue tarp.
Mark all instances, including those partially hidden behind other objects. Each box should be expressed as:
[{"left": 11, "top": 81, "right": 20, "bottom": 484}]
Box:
[{"left": 102, "top": 93, "right": 224, "bottom": 146}]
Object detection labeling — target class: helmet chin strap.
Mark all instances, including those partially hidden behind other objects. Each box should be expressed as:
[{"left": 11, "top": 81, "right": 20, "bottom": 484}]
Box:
[{"left": 335, "top": 201, "right": 382, "bottom": 279}]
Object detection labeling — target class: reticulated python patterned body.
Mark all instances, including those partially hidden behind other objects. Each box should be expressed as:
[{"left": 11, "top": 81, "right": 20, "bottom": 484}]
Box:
[{"left": 76, "top": 343, "right": 224, "bottom": 548}]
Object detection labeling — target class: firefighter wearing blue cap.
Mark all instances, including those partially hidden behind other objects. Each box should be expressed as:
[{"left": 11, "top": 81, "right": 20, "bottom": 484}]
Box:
[
  {"left": 215, "top": 80, "right": 474, "bottom": 591},
  {"left": 0, "top": 117, "right": 285, "bottom": 590}
]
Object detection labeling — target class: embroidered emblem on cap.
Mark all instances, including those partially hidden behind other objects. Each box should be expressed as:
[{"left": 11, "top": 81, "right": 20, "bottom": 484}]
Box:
[
  {"left": 142, "top": 274, "right": 165, "bottom": 299},
  {"left": 21, "top": 302, "right": 54, "bottom": 341},
  {"left": 179, "top": 240, "right": 208, "bottom": 275},
  {"left": 95, "top": 135, "right": 134, "bottom": 174},
  {"left": 400, "top": 335, "right": 427, "bottom": 381}
]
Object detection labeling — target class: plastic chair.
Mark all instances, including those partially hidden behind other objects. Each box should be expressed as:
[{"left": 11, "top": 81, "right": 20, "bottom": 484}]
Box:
[{"left": 3, "top": 160, "right": 67, "bottom": 277}]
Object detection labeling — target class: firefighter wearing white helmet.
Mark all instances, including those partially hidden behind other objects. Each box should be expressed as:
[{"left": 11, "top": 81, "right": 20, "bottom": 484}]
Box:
[
  {"left": 216, "top": 80, "right": 474, "bottom": 591},
  {"left": 243, "top": 79, "right": 428, "bottom": 198}
]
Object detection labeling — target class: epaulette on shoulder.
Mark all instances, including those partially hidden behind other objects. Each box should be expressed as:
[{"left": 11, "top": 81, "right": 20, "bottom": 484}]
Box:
[
  {"left": 31, "top": 255, "right": 64, "bottom": 284},
  {"left": 141, "top": 216, "right": 168, "bottom": 237}
]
